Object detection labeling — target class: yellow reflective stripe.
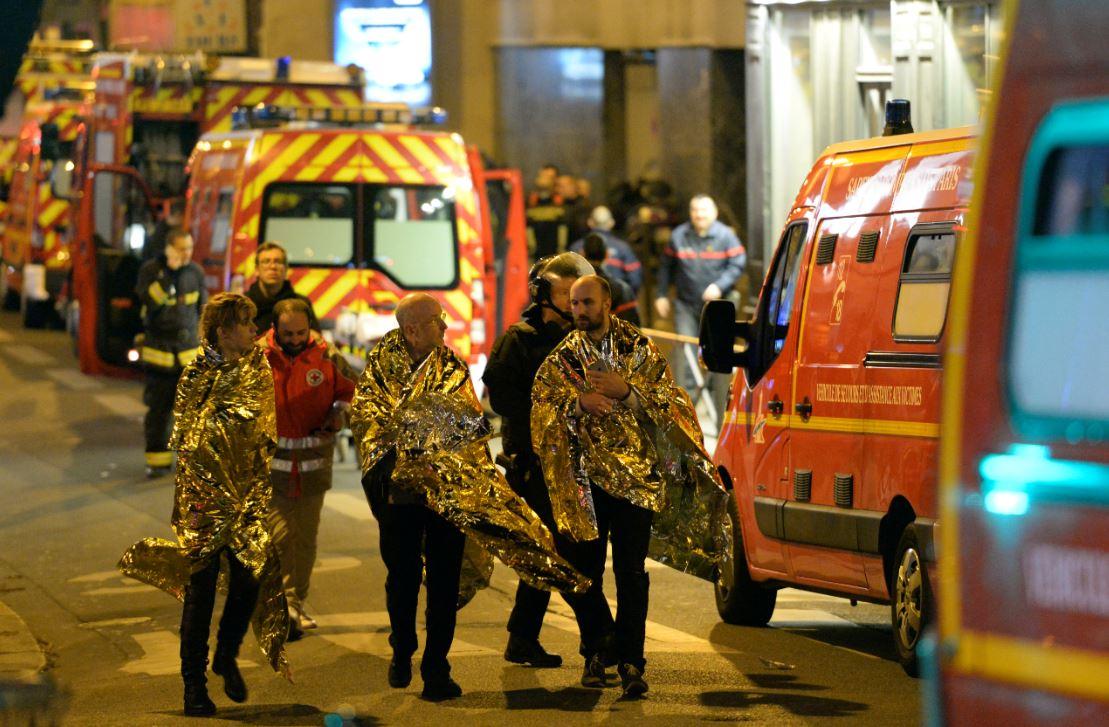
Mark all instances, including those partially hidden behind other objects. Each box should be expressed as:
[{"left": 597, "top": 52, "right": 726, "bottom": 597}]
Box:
[
  {"left": 791, "top": 416, "right": 939, "bottom": 438},
  {"left": 141, "top": 347, "right": 176, "bottom": 368},
  {"left": 951, "top": 630, "right": 1109, "bottom": 704},
  {"left": 145, "top": 451, "right": 173, "bottom": 467},
  {"left": 147, "top": 281, "right": 169, "bottom": 306},
  {"left": 183, "top": 291, "right": 199, "bottom": 305},
  {"left": 177, "top": 348, "right": 199, "bottom": 366}
]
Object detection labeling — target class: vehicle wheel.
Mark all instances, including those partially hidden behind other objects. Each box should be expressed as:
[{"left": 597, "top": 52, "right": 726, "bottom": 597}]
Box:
[
  {"left": 715, "top": 493, "right": 777, "bottom": 625},
  {"left": 891, "top": 526, "right": 932, "bottom": 677}
]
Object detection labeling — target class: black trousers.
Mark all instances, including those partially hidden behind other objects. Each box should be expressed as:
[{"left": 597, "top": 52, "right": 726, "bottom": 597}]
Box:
[
  {"left": 143, "top": 368, "right": 181, "bottom": 464},
  {"left": 179, "top": 549, "right": 260, "bottom": 681},
  {"left": 376, "top": 502, "right": 465, "bottom": 678},
  {"left": 575, "top": 485, "right": 653, "bottom": 671},
  {"left": 506, "top": 462, "right": 615, "bottom": 660}
]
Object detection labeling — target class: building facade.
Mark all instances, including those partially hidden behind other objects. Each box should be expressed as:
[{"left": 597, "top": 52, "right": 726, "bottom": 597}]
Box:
[{"left": 746, "top": 0, "right": 1005, "bottom": 265}]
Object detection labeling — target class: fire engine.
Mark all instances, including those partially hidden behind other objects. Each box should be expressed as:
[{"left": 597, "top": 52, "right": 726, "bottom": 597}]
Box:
[
  {"left": 182, "top": 104, "right": 529, "bottom": 389},
  {"left": 47, "top": 53, "right": 365, "bottom": 376},
  {"left": 931, "top": 0, "right": 1109, "bottom": 721},
  {"left": 701, "top": 105, "right": 974, "bottom": 676},
  {"left": 0, "top": 38, "right": 94, "bottom": 315}
]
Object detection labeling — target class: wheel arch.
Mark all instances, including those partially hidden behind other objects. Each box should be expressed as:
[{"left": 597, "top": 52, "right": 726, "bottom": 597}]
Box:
[{"left": 879, "top": 495, "right": 917, "bottom": 590}]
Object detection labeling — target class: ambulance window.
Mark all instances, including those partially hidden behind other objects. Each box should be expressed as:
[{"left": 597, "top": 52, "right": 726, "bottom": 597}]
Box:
[
  {"left": 210, "top": 189, "right": 234, "bottom": 254},
  {"left": 893, "top": 226, "right": 956, "bottom": 341},
  {"left": 260, "top": 183, "right": 354, "bottom": 266},
  {"left": 370, "top": 185, "right": 458, "bottom": 289},
  {"left": 749, "top": 221, "right": 806, "bottom": 382},
  {"left": 1009, "top": 139, "right": 1109, "bottom": 436}
]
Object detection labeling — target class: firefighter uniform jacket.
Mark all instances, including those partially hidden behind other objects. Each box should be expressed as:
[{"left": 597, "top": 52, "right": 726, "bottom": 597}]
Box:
[
  {"left": 134, "top": 256, "right": 207, "bottom": 371},
  {"left": 569, "top": 230, "right": 644, "bottom": 294},
  {"left": 656, "top": 220, "right": 746, "bottom": 306},
  {"left": 262, "top": 330, "right": 355, "bottom": 498}
]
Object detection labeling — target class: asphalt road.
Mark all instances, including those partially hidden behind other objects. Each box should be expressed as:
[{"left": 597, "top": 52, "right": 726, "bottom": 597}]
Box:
[{"left": 0, "top": 311, "right": 922, "bottom": 725}]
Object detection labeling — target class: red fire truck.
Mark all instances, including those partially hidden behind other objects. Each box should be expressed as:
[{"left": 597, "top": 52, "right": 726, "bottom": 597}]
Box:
[
  {"left": 0, "top": 38, "right": 94, "bottom": 315},
  {"left": 700, "top": 119, "right": 975, "bottom": 675},
  {"left": 930, "top": 0, "right": 1109, "bottom": 721},
  {"left": 183, "top": 105, "right": 529, "bottom": 388},
  {"left": 48, "top": 53, "right": 364, "bottom": 376}
]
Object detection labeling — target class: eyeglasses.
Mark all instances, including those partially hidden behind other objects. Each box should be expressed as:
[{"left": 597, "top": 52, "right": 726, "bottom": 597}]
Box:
[{"left": 258, "top": 258, "right": 287, "bottom": 268}]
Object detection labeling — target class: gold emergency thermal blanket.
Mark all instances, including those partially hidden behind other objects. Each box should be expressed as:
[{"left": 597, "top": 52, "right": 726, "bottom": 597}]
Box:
[
  {"left": 532, "top": 315, "right": 729, "bottom": 577},
  {"left": 119, "top": 346, "right": 290, "bottom": 678},
  {"left": 350, "top": 329, "right": 589, "bottom": 596}
]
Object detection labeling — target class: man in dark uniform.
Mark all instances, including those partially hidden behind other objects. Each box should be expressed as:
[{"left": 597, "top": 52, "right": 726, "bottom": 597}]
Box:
[
  {"left": 581, "top": 233, "right": 640, "bottom": 326},
  {"left": 134, "top": 229, "right": 207, "bottom": 478},
  {"left": 483, "top": 252, "right": 616, "bottom": 684},
  {"left": 245, "top": 241, "right": 320, "bottom": 333}
]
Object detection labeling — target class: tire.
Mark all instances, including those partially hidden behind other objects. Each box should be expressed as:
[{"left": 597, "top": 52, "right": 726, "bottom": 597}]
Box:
[
  {"left": 715, "top": 493, "right": 777, "bottom": 625},
  {"left": 890, "top": 526, "right": 932, "bottom": 677}
]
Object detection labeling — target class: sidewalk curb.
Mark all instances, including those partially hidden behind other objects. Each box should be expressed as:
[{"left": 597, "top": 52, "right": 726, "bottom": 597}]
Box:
[{"left": 0, "top": 599, "right": 45, "bottom": 681}]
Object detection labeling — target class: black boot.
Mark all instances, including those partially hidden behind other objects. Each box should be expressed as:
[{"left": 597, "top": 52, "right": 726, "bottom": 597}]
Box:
[
  {"left": 183, "top": 681, "right": 216, "bottom": 716},
  {"left": 212, "top": 647, "right": 247, "bottom": 703},
  {"left": 181, "top": 573, "right": 218, "bottom": 716}
]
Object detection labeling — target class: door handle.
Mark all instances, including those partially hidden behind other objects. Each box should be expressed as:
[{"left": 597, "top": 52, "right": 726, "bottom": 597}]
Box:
[
  {"left": 795, "top": 397, "right": 813, "bottom": 419},
  {"left": 767, "top": 398, "right": 784, "bottom": 416}
]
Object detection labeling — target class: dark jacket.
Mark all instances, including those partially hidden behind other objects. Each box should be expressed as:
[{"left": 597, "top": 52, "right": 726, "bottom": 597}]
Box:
[
  {"left": 246, "top": 280, "right": 320, "bottom": 334},
  {"left": 135, "top": 256, "right": 206, "bottom": 371},
  {"left": 599, "top": 270, "right": 640, "bottom": 326},
  {"left": 482, "top": 304, "right": 571, "bottom": 461},
  {"left": 569, "top": 230, "right": 643, "bottom": 293},
  {"left": 656, "top": 220, "right": 746, "bottom": 306}
]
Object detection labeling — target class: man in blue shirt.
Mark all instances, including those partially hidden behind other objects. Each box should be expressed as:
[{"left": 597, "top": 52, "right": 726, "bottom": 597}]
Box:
[
  {"left": 654, "top": 194, "right": 746, "bottom": 398},
  {"left": 570, "top": 206, "right": 643, "bottom": 295}
]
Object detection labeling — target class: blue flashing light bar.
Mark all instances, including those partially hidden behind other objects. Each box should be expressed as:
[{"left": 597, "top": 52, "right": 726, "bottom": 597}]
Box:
[{"left": 978, "top": 444, "right": 1109, "bottom": 516}]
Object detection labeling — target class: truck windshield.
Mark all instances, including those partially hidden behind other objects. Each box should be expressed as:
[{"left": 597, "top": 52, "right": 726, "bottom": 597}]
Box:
[
  {"left": 259, "top": 182, "right": 459, "bottom": 288},
  {"left": 261, "top": 183, "right": 356, "bottom": 266}
]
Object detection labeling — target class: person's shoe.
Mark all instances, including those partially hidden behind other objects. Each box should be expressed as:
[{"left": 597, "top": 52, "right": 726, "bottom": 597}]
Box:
[
  {"left": 504, "top": 634, "right": 562, "bottom": 668},
  {"left": 618, "top": 663, "right": 648, "bottom": 698},
  {"left": 145, "top": 465, "right": 170, "bottom": 479},
  {"left": 212, "top": 652, "right": 247, "bottom": 703},
  {"left": 388, "top": 654, "right": 412, "bottom": 688},
  {"left": 183, "top": 683, "right": 216, "bottom": 716},
  {"left": 580, "top": 654, "right": 607, "bottom": 688},
  {"left": 421, "top": 674, "right": 462, "bottom": 702},
  {"left": 292, "top": 604, "right": 318, "bottom": 630}
]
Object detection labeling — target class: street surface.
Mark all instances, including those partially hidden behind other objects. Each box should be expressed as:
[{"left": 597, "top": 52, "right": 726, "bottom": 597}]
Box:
[{"left": 0, "top": 312, "right": 921, "bottom": 725}]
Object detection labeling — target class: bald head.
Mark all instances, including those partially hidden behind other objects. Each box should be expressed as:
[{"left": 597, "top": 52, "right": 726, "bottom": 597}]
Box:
[
  {"left": 396, "top": 293, "right": 447, "bottom": 361},
  {"left": 588, "top": 205, "right": 615, "bottom": 231},
  {"left": 570, "top": 275, "right": 612, "bottom": 338}
]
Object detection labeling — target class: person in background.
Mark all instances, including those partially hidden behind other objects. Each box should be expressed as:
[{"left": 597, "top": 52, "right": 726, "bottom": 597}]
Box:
[
  {"left": 526, "top": 163, "right": 567, "bottom": 259},
  {"left": 570, "top": 206, "right": 643, "bottom": 295},
  {"left": 119, "top": 292, "right": 289, "bottom": 717},
  {"left": 134, "top": 229, "right": 206, "bottom": 478},
  {"left": 141, "top": 199, "right": 185, "bottom": 262},
  {"left": 557, "top": 173, "right": 590, "bottom": 242},
  {"left": 582, "top": 233, "right": 640, "bottom": 326},
  {"left": 262, "top": 298, "right": 355, "bottom": 641},
  {"left": 246, "top": 241, "right": 320, "bottom": 333},
  {"left": 654, "top": 194, "right": 745, "bottom": 394}
]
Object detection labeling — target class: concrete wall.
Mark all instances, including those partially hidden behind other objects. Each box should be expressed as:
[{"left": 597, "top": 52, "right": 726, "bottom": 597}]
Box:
[{"left": 259, "top": 0, "right": 331, "bottom": 60}]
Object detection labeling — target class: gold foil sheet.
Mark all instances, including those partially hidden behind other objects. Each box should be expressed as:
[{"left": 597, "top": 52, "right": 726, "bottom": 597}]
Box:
[
  {"left": 119, "top": 345, "right": 290, "bottom": 679},
  {"left": 532, "top": 315, "right": 729, "bottom": 575},
  {"left": 351, "top": 330, "right": 590, "bottom": 596}
]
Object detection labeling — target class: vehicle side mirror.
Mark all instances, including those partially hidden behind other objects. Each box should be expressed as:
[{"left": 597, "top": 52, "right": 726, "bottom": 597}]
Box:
[
  {"left": 50, "top": 160, "right": 79, "bottom": 200},
  {"left": 700, "top": 300, "right": 749, "bottom": 373}
]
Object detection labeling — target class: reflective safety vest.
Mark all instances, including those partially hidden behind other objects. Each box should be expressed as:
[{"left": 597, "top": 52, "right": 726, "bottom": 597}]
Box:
[
  {"left": 134, "top": 257, "right": 206, "bottom": 371},
  {"left": 263, "top": 331, "right": 355, "bottom": 497}
]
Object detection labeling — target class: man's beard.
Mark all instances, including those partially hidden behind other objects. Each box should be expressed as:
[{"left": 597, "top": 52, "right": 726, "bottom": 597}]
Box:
[
  {"left": 575, "top": 315, "right": 603, "bottom": 332},
  {"left": 280, "top": 341, "right": 307, "bottom": 357}
]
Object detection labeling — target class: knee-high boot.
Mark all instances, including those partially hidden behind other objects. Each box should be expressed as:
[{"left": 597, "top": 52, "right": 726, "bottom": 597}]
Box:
[{"left": 180, "top": 583, "right": 217, "bottom": 716}]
